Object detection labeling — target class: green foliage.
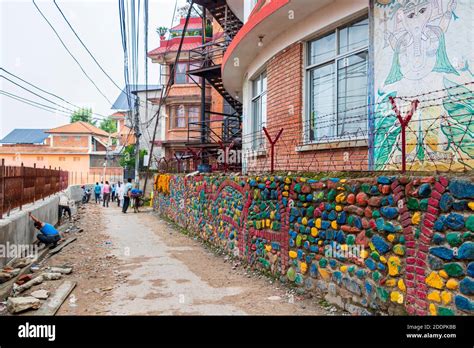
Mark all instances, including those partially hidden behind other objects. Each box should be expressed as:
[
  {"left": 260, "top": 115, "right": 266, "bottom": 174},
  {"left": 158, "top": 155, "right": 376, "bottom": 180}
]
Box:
[
  {"left": 119, "top": 144, "right": 147, "bottom": 169},
  {"left": 374, "top": 91, "right": 399, "bottom": 169},
  {"left": 70, "top": 107, "right": 95, "bottom": 125},
  {"left": 156, "top": 26, "right": 168, "bottom": 38},
  {"left": 441, "top": 77, "right": 474, "bottom": 160},
  {"left": 99, "top": 117, "right": 117, "bottom": 134}
]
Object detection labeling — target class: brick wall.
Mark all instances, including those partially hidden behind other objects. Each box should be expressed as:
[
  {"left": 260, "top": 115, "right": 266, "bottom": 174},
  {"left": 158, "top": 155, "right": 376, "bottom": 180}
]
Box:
[
  {"left": 246, "top": 43, "right": 368, "bottom": 173},
  {"left": 52, "top": 135, "right": 89, "bottom": 148}
]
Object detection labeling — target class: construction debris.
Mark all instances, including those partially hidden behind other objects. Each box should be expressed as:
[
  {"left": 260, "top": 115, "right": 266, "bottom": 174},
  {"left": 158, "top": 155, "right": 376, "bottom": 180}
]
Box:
[
  {"left": 13, "top": 273, "right": 62, "bottom": 295},
  {"left": 7, "top": 296, "right": 41, "bottom": 314},
  {"left": 31, "top": 281, "right": 76, "bottom": 316},
  {"left": 48, "top": 237, "right": 77, "bottom": 256},
  {"left": 30, "top": 289, "right": 50, "bottom": 300},
  {"left": 48, "top": 267, "right": 73, "bottom": 275}
]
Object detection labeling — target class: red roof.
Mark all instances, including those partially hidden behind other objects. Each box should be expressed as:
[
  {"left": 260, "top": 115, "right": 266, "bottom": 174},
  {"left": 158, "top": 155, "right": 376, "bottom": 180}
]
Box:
[
  {"left": 148, "top": 41, "right": 203, "bottom": 57},
  {"left": 46, "top": 121, "right": 110, "bottom": 137},
  {"left": 170, "top": 17, "right": 203, "bottom": 31}
]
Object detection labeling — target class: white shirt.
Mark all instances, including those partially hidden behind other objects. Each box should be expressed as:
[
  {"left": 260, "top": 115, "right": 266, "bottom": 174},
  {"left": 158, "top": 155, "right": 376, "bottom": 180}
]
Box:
[
  {"left": 118, "top": 185, "right": 124, "bottom": 199},
  {"left": 59, "top": 193, "right": 70, "bottom": 206}
]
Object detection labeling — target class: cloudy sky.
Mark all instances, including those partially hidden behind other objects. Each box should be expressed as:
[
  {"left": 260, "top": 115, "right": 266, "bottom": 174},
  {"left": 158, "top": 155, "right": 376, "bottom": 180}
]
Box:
[{"left": 0, "top": 0, "right": 186, "bottom": 138}]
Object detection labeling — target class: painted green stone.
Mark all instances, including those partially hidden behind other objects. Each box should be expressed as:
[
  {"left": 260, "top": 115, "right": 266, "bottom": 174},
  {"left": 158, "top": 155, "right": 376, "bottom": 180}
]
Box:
[
  {"left": 372, "top": 271, "right": 381, "bottom": 282},
  {"left": 319, "top": 258, "right": 328, "bottom": 268},
  {"left": 437, "top": 307, "right": 455, "bottom": 316},
  {"left": 365, "top": 229, "right": 373, "bottom": 238},
  {"left": 420, "top": 198, "right": 428, "bottom": 211},
  {"left": 466, "top": 216, "right": 474, "bottom": 232},
  {"left": 296, "top": 235, "right": 302, "bottom": 247},
  {"left": 294, "top": 183, "right": 301, "bottom": 193},
  {"left": 361, "top": 183, "right": 370, "bottom": 193},
  {"left": 446, "top": 232, "right": 462, "bottom": 247},
  {"left": 407, "top": 198, "right": 419, "bottom": 210},
  {"left": 328, "top": 189, "right": 337, "bottom": 202},
  {"left": 376, "top": 286, "right": 389, "bottom": 302},
  {"left": 287, "top": 267, "right": 296, "bottom": 282},
  {"left": 348, "top": 265, "right": 355, "bottom": 274},
  {"left": 372, "top": 210, "right": 381, "bottom": 218},
  {"left": 371, "top": 251, "right": 380, "bottom": 261},
  {"left": 443, "top": 263, "right": 464, "bottom": 277},
  {"left": 346, "top": 235, "right": 355, "bottom": 245}
]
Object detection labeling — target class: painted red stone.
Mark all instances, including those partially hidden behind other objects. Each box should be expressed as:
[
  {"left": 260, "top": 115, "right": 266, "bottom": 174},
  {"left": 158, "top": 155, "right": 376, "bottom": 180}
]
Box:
[
  {"left": 406, "top": 280, "right": 415, "bottom": 288},
  {"left": 434, "top": 181, "right": 445, "bottom": 193},
  {"left": 438, "top": 176, "right": 449, "bottom": 187},
  {"left": 406, "top": 248, "right": 415, "bottom": 256},
  {"left": 419, "top": 234, "right": 431, "bottom": 244},
  {"left": 406, "top": 241, "right": 416, "bottom": 248},
  {"left": 416, "top": 267, "right": 426, "bottom": 275},
  {"left": 419, "top": 244, "right": 429, "bottom": 252},
  {"left": 355, "top": 192, "right": 368, "bottom": 206},
  {"left": 416, "top": 259, "right": 426, "bottom": 267},
  {"left": 406, "top": 273, "right": 415, "bottom": 280},
  {"left": 346, "top": 193, "right": 355, "bottom": 205},
  {"left": 431, "top": 190, "right": 442, "bottom": 201},
  {"left": 423, "top": 219, "right": 434, "bottom": 229},
  {"left": 406, "top": 265, "right": 415, "bottom": 272},
  {"left": 428, "top": 198, "right": 439, "bottom": 207},
  {"left": 417, "top": 251, "right": 427, "bottom": 260},
  {"left": 427, "top": 206, "right": 439, "bottom": 215},
  {"left": 391, "top": 179, "right": 400, "bottom": 190},
  {"left": 421, "top": 226, "right": 433, "bottom": 237},
  {"left": 407, "top": 257, "right": 416, "bottom": 264}
]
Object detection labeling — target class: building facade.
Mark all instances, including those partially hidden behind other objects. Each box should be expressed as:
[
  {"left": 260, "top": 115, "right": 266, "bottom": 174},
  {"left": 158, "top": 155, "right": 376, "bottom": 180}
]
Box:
[{"left": 209, "top": 0, "right": 474, "bottom": 173}]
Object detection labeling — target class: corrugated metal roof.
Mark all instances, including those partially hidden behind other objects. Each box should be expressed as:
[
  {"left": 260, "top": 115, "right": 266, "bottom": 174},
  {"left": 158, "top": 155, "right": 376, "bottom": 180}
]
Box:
[
  {"left": 0, "top": 129, "right": 49, "bottom": 144},
  {"left": 111, "top": 84, "right": 161, "bottom": 111}
]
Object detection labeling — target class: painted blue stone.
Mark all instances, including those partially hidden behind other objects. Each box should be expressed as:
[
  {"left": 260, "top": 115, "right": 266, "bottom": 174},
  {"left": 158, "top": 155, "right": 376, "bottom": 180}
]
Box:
[
  {"left": 290, "top": 230, "right": 297, "bottom": 239},
  {"left": 337, "top": 211, "right": 347, "bottom": 224},
  {"left": 440, "top": 192, "right": 453, "bottom": 212},
  {"left": 329, "top": 259, "right": 337, "bottom": 268},
  {"left": 289, "top": 239, "right": 295, "bottom": 248},
  {"left": 376, "top": 218, "right": 385, "bottom": 231},
  {"left": 329, "top": 178, "right": 340, "bottom": 183},
  {"left": 445, "top": 213, "right": 465, "bottom": 231},
  {"left": 305, "top": 254, "right": 312, "bottom": 263},
  {"left": 448, "top": 179, "right": 474, "bottom": 199},
  {"left": 282, "top": 197, "right": 288, "bottom": 206},
  {"left": 308, "top": 179, "right": 317, "bottom": 184},
  {"left": 328, "top": 210, "right": 337, "bottom": 221},
  {"left": 365, "top": 280, "right": 373, "bottom": 294},
  {"left": 321, "top": 221, "right": 330, "bottom": 230},
  {"left": 380, "top": 207, "right": 399, "bottom": 219},
  {"left": 418, "top": 183, "right": 432, "bottom": 198},
  {"left": 429, "top": 246, "right": 454, "bottom": 260},
  {"left": 308, "top": 219, "right": 314, "bottom": 227},
  {"left": 291, "top": 207, "right": 300, "bottom": 216},
  {"left": 249, "top": 179, "right": 257, "bottom": 187},
  {"left": 321, "top": 211, "right": 329, "bottom": 220},
  {"left": 377, "top": 262, "right": 386, "bottom": 271},
  {"left": 319, "top": 231, "right": 326, "bottom": 239},
  {"left": 455, "top": 294, "right": 474, "bottom": 312},
  {"left": 434, "top": 216, "right": 447, "bottom": 232},
  {"left": 370, "top": 186, "right": 380, "bottom": 195},
  {"left": 353, "top": 216, "right": 362, "bottom": 229},
  {"left": 365, "top": 258, "right": 377, "bottom": 271},
  {"left": 332, "top": 271, "right": 342, "bottom": 284},
  {"left": 336, "top": 230, "right": 345, "bottom": 243},
  {"left": 458, "top": 242, "right": 474, "bottom": 260},
  {"left": 297, "top": 249, "right": 303, "bottom": 260},
  {"left": 303, "top": 241, "right": 310, "bottom": 250},
  {"left": 356, "top": 269, "right": 366, "bottom": 279},
  {"left": 468, "top": 262, "right": 474, "bottom": 277},
  {"left": 383, "top": 222, "right": 397, "bottom": 233},
  {"left": 310, "top": 245, "right": 318, "bottom": 253},
  {"left": 433, "top": 233, "right": 445, "bottom": 245},
  {"left": 326, "top": 229, "right": 334, "bottom": 240},
  {"left": 310, "top": 263, "right": 318, "bottom": 277},
  {"left": 306, "top": 194, "right": 313, "bottom": 202},
  {"left": 377, "top": 176, "right": 391, "bottom": 185},
  {"left": 460, "top": 277, "right": 474, "bottom": 295},
  {"left": 271, "top": 242, "right": 280, "bottom": 250},
  {"left": 372, "top": 235, "right": 391, "bottom": 254},
  {"left": 453, "top": 200, "right": 468, "bottom": 211}
]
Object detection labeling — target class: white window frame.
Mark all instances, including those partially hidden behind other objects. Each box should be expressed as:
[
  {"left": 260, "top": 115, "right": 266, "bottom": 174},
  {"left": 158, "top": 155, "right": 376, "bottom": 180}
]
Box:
[
  {"left": 305, "top": 17, "right": 369, "bottom": 144},
  {"left": 251, "top": 71, "right": 267, "bottom": 150}
]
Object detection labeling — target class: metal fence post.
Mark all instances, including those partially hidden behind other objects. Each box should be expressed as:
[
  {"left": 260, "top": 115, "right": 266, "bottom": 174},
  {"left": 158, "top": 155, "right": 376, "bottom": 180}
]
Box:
[
  {"left": 263, "top": 127, "right": 284, "bottom": 174},
  {"left": 389, "top": 97, "right": 419, "bottom": 173},
  {"left": 20, "top": 162, "right": 24, "bottom": 211},
  {"left": 0, "top": 159, "right": 4, "bottom": 219}
]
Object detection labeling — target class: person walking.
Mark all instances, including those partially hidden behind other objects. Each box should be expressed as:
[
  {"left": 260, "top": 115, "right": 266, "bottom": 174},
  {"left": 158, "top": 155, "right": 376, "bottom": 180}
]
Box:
[
  {"left": 94, "top": 182, "right": 101, "bottom": 204},
  {"left": 111, "top": 183, "right": 116, "bottom": 202},
  {"left": 103, "top": 181, "right": 111, "bottom": 207},
  {"left": 117, "top": 182, "right": 123, "bottom": 207},
  {"left": 122, "top": 178, "right": 133, "bottom": 213}
]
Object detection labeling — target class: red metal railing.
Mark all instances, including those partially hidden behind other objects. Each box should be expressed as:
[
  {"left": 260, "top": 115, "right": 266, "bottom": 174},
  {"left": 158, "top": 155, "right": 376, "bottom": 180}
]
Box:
[{"left": 0, "top": 159, "right": 68, "bottom": 218}]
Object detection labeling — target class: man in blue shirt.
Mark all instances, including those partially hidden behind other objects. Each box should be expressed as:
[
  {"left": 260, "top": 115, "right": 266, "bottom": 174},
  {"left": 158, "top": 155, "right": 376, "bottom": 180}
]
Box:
[
  {"left": 94, "top": 182, "right": 101, "bottom": 204},
  {"left": 122, "top": 178, "right": 133, "bottom": 213},
  {"left": 29, "top": 213, "right": 61, "bottom": 248}
]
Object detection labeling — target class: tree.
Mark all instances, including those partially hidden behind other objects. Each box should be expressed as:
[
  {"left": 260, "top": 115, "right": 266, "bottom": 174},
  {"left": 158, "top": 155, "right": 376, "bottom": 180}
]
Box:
[
  {"left": 156, "top": 26, "right": 168, "bottom": 39},
  {"left": 99, "top": 117, "right": 117, "bottom": 134},
  {"left": 119, "top": 144, "right": 147, "bottom": 169},
  {"left": 70, "top": 107, "right": 96, "bottom": 125}
]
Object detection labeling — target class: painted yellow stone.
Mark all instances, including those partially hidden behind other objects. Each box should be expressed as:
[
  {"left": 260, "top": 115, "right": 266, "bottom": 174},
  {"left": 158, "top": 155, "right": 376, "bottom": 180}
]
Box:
[
  {"left": 380, "top": 256, "right": 387, "bottom": 264},
  {"left": 390, "top": 291, "right": 404, "bottom": 304},
  {"left": 318, "top": 240, "right": 323, "bottom": 246},
  {"left": 425, "top": 271, "right": 445, "bottom": 290},
  {"left": 284, "top": 185, "right": 289, "bottom": 191},
  {"left": 311, "top": 227, "right": 318, "bottom": 237},
  {"left": 388, "top": 256, "right": 401, "bottom": 276},
  {"left": 285, "top": 177, "right": 291, "bottom": 184},
  {"left": 289, "top": 251, "right": 297, "bottom": 259},
  {"left": 361, "top": 250, "right": 369, "bottom": 259},
  {"left": 446, "top": 279, "right": 458, "bottom": 290},
  {"left": 300, "top": 262, "right": 308, "bottom": 274},
  {"left": 331, "top": 221, "right": 338, "bottom": 229},
  {"left": 302, "top": 217, "right": 308, "bottom": 226},
  {"left": 282, "top": 191, "right": 289, "bottom": 197},
  {"left": 336, "top": 193, "right": 345, "bottom": 203},
  {"left": 266, "top": 219, "right": 271, "bottom": 228},
  {"left": 441, "top": 291, "right": 452, "bottom": 305},
  {"left": 341, "top": 244, "right": 348, "bottom": 251},
  {"left": 340, "top": 265, "right": 348, "bottom": 273},
  {"left": 319, "top": 268, "right": 330, "bottom": 280},
  {"left": 335, "top": 205, "right": 342, "bottom": 212},
  {"left": 265, "top": 245, "right": 272, "bottom": 252},
  {"left": 412, "top": 211, "right": 421, "bottom": 225},
  {"left": 439, "top": 270, "right": 448, "bottom": 279},
  {"left": 340, "top": 179, "right": 347, "bottom": 183},
  {"left": 369, "top": 242, "right": 375, "bottom": 251},
  {"left": 300, "top": 178, "right": 306, "bottom": 183},
  {"left": 468, "top": 202, "right": 474, "bottom": 211},
  {"left": 398, "top": 279, "right": 406, "bottom": 292},
  {"left": 427, "top": 290, "right": 441, "bottom": 303},
  {"left": 429, "top": 303, "right": 437, "bottom": 316},
  {"left": 387, "top": 234, "right": 395, "bottom": 242},
  {"left": 270, "top": 211, "right": 275, "bottom": 220},
  {"left": 316, "top": 218, "right": 322, "bottom": 229},
  {"left": 386, "top": 279, "right": 396, "bottom": 287}
]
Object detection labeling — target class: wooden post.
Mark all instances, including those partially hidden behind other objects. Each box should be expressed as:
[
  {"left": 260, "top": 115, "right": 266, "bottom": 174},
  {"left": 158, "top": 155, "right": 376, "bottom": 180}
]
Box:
[
  {"left": 0, "top": 159, "right": 4, "bottom": 219},
  {"left": 33, "top": 163, "right": 37, "bottom": 204},
  {"left": 20, "top": 162, "right": 24, "bottom": 211}
]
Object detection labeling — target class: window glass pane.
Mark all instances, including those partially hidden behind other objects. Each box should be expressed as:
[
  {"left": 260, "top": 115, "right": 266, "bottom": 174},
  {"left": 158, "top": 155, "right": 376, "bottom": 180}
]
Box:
[
  {"left": 308, "top": 32, "right": 335, "bottom": 65},
  {"left": 252, "top": 98, "right": 262, "bottom": 149},
  {"left": 337, "top": 51, "right": 368, "bottom": 137},
  {"left": 189, "top": 107, "right": 200, "bottom": 124},
  {"left": 175, "top": 63, "right": 187, "bottom": 84},
  {"left": 309, "top": 63, "right": 335, "bottom": 140},
  {"left": 262, "top": 72, "right": 267, "bottom": 92},
  {"left": 175, "top": 105, "right": 186, "bottom": 128},
  {"left": 261, "top": 92, "right": 267, "bottom": 127},
  {"left": 339, "top": 18, "right": 368, "bottom": 54}
]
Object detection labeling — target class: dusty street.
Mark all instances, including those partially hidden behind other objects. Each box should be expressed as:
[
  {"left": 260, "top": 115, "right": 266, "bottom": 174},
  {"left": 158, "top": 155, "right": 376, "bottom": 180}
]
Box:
[{"left": 48, "top": 201, "right": 340, "bottom": 315}]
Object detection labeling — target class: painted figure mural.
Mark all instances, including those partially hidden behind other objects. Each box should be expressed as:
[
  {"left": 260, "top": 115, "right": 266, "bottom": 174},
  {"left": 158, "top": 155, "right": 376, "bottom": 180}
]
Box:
[{"left": 374, "top": 0, "right": 473, "bottom": 171}]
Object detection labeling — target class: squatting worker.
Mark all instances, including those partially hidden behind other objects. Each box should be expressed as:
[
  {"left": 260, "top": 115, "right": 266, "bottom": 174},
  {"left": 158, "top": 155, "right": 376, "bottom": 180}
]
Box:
[{"left": 28, "top": 212, "right": 61, "bottom": 248}]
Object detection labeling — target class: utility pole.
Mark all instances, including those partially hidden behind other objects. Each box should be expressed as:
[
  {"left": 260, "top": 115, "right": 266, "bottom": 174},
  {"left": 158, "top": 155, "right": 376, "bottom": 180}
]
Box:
[
  {"left": 134, "top": 96, "right": 141, "bottom": 184},
  {"left": 200, "top": 5, "right": 208, "bottom": 165}
]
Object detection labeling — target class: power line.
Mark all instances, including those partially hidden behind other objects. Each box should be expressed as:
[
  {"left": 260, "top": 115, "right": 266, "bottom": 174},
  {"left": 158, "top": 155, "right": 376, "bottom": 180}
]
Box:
[
  {"left": 32, "top": 0, "right": 114, "bottom": 105},
  {"left": 0, "top": 90, "right": 71, "bottom": 116}
]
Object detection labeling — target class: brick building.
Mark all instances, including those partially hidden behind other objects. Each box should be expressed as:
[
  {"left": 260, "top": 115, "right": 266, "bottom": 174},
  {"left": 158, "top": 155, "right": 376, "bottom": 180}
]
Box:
[{"left": 194, "top": 0, "right": 474, "bottom": 173}]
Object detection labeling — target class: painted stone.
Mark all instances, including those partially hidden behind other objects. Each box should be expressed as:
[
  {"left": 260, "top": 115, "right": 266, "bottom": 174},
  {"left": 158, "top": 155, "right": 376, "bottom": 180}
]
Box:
[
  {"left": 459, "top": 277, "right": 474, "bottom": 295},
  {"left": 365, "top": 258, "right": 376, "bottom": 271},
  {"left": 433, "top": 233, "right": 445, "bottom": 245},
  {"left": 434, "top": 217, "right": 446, "bottom": 232},
  {"left": 429, "top": 247, "right": 454, "bottom": 261},
  {"left": 418, "top": 183, "right": 432, "bottom": 198},
  {"left": 427, "top": 290, "right": 441, "bottom": 302},
  {"left": 443, "top": 263, "right": 464, "bottom": 277},
  {"left": 380, "top": 207, "right": 398, "bottom": 219},
  {"left": 287, "top": 267, "right": 296, "bottom": 282},
  {"left": 468, "top": 262, "right": 474, "bottom": 277},
  {"left": 452, "top": 200, "right": 467, "bottom": 211},
  {"left": 441, "top": 291, "right": 452, "bottom": 305},
  {"left": 393, "top": 244, "right": 405, "bottom": 256},
  {"left": 445, "top": 213, "right": 465, "bottom": 231},
  {"left": 388, "top": 256, "right": 401, "bottom": 276},
  {"left": 425, "top": 271, "right": 445, "bottom": 289},
  {"left": 466, "top": 216, "right": 474, "bottom": 232},
  {"left": 420, "top": 199, "right": 428, "bottom": 211},
  {"left": 372, "top": 235, "right": 390, "bottom": 254},
  {"left": 458, "top": 242, "right": 474, "bottom": 260},
  {"left": 448, "top": 179, "right": 474, "bottom": 199},
  {"left": 446, "top": 278, "right": 458, "bottom": 290},
  {"left": 446, "top": 232, "right": 462, "bottom": 247},
  {"left": 439, "top": 193, "right": 454, "bottom": 212},
  {"left": 437, "top": 307, "right": 455, "bottom": 316},
  {"left": 455, "top": 294, "right": 474, "bottom": 312},
  {"left": 377, "top": 176, "right": 391, "bottom": 185},
  {"left": 390, "top": 291, "right": 404, "bottom": 304},
  {"left": 407, "top": 198, "right": 419, "bottom": 210},
  {"left": 398, "top": 279, "right": 406, "bottom": 292}
]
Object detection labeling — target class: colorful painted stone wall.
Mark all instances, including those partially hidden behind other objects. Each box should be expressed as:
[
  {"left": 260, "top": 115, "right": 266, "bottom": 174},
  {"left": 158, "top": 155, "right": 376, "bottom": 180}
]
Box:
[
  {"left": 373, "top": 0, "right": 474, "bottom": 171},
  {"left": 154, "top": 174, "right": 474, "bottom": 315}
]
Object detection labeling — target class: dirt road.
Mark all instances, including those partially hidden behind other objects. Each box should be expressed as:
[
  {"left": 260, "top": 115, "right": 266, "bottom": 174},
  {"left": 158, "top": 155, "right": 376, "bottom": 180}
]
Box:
[{"left": 52, "top": 202, "right": 340, "bottom": 315}]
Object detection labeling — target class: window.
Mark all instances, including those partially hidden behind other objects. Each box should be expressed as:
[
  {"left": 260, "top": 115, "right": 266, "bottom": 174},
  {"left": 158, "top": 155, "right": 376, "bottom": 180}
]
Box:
[
  {"left": 75, "top": 136, "right": 82, "bottom": 141},
  {"left": 59, "top": 157, "right": 66, "bottom": 162},
  {"left": 61, "top": 136, "right": 68, "bottom": 141},
  {"left": 251, "top": 71, "right": 267, "bottom": 149},
  {"left": 174, "top": 63, "right": 188, "bottom": 84},
  {"left": 173, "top": 105, "right": 186, "bottom": 128},
  {"left": 36, "top": 156, "right": 44, "bottom": 161},
  {"left": 306, "top": 18, "right": 368, "bottom": 142},
  {"left": 188, "top": 106, "right": 200, "bottom": 125},
  {"left": 73, "top": 157, "right": 81, "bottom": 162}
]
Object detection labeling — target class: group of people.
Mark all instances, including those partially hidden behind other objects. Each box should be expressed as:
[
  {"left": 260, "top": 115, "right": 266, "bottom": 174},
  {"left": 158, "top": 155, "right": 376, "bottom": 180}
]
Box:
[{"left": 88, "top": 178, "right": 143, "bottom": 213}]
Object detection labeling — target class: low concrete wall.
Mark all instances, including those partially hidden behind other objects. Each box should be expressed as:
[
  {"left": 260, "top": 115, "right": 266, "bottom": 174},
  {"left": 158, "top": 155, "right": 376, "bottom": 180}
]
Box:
[{"left": 0, "top": 185, "right": 83, "bottom": 267}]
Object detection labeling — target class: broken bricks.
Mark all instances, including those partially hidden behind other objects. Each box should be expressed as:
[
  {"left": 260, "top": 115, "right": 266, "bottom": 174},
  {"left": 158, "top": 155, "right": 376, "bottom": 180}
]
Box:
[
  {"left": 7, "top": 296, "right": 41, "bottom": 314},
  {"left": 30, "top": 289, "right": 50, "bottom": 300}
]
